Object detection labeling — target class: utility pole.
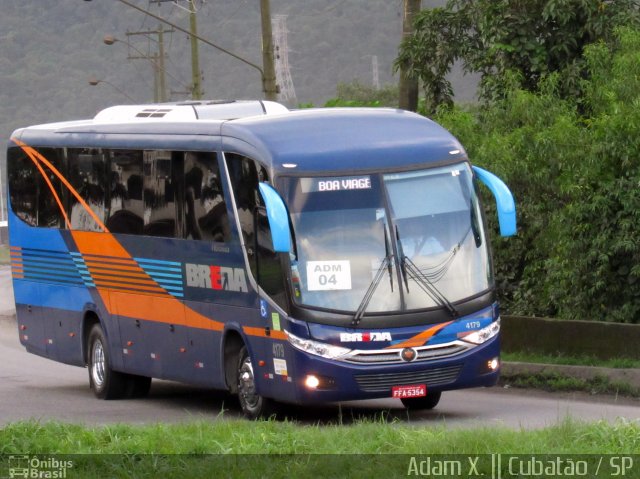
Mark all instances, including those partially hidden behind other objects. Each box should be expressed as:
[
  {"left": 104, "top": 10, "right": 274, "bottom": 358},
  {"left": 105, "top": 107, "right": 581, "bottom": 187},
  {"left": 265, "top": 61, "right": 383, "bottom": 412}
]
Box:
[
  {"left": 260, "top": 0, "right": 279, "bottom": 101},
  {"left": 399, "top": 0, "right": 421, "bottom": 111},
  {"left": 372, "top": 55, "right": 380, "bottom": 90},
  {"left": 123, "top": 26, "right": 173, "bottom": 102},
  {"left": 151, "top": 0, "right": 202, "bottom": 100},
  {"left": 188, "top": 0, "right": 203, "bottom": 100}
]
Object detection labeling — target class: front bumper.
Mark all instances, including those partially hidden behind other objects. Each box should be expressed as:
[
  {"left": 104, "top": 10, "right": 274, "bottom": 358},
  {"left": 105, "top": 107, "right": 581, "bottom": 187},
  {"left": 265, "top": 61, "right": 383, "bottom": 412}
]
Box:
[{"left": 286, "top": 334, "right": 500, "bottom": 404}]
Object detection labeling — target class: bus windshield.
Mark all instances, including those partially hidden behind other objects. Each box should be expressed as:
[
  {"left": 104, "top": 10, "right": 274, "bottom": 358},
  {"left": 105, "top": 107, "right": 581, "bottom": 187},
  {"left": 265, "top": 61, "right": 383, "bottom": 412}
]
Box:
[{"left": 283, "top": 162, "right": 492, "bottom": 314}]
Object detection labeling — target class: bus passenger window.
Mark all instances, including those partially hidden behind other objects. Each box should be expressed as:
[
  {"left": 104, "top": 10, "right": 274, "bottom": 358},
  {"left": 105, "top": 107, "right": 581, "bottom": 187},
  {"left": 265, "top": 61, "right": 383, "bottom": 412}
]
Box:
[
  {"left": 67, "top": 148, "right": 107, "bottom": 232},
  {"left": 8, "top": 147, "right": 66, "bottom": 229},
  {"left": 106, "top": 150, "right": 144, "bottom": 235},
  {"left": 143, "top": 150, "right": 177, "bottom": 237},
  {"left": 8, "top": 147, "right": 38, "bottom": 226},
  {"left": 183, "top": 152, "right": 231, "bottom": 242}
]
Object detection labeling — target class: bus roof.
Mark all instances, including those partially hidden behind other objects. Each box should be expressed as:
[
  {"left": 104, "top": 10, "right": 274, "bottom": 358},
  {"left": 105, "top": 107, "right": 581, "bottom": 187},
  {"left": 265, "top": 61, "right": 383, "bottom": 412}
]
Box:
[
  {"left": 222, "top": 108, "right": 466, "bottom": 174},
  {"left": 10, "top": 103, "right": 466, "bottom": 175}
]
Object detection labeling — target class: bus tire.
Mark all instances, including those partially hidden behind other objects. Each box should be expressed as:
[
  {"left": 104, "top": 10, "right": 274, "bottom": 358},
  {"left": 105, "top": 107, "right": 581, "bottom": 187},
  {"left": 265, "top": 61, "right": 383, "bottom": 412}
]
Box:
[
  {"left": 401, "top": 391, "right": 442, "bottom": 410},
  {"left": 237, "top": 346, "right": 276, "bottom": 419},
  {"left": 87, "top": 324, "right": 128, "bottom": 400}
]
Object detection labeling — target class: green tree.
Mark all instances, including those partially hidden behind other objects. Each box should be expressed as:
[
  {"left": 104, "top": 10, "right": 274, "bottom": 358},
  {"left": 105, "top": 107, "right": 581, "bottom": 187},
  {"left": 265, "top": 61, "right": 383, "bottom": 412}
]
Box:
[
  {"left": 436, "top": 28, "right": 640, "bottom": 322},
  {"left": 397, "top": 0, "right": 640, "bottom": 112}
]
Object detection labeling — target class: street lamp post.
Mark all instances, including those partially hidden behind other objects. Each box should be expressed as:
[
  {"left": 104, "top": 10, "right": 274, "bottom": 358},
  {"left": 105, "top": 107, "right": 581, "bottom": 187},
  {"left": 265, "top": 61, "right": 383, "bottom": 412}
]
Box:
[
  {"left": 88, "top": 77, "right": 136, "bottom": 102},
  {"left": 103, "top": 33, "right": 168, "bottom": 102}
]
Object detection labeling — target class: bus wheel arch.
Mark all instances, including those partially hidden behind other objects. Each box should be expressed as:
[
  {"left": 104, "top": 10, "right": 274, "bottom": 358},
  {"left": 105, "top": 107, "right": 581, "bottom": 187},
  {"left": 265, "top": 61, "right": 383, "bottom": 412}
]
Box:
[
  {"left": 222, "top": 329, "right": 276, "bottom": 419},
  {"left": 223, "top": 329, "right": 245, "bottom": 394},
  {"left": 82, "top": 311, "right": 101, "bottom": 365}
]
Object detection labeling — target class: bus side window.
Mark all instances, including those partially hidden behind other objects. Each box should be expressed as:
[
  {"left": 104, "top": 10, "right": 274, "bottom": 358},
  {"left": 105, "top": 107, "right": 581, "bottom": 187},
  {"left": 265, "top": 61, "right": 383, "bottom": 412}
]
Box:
[
  {"left": 67, "top": 148, "right": 107, "bottom": 232},
  {"left": 106, "top": 150, "right": 144, "bottom": 235},
  {"left": 183, "top": 152, "right": 231, "bottom": 243},
  {"left": 226, "top": 153, "right": 287, "bottom": 309},
  {"left": 8, "top": 146, "right": 38, "bottom": 226},
  {"left": 143, "top": 150, "right": 177, "bottom": 238},
  {"left": 8, "top": 147, "right": 65, "bottom": 229}
]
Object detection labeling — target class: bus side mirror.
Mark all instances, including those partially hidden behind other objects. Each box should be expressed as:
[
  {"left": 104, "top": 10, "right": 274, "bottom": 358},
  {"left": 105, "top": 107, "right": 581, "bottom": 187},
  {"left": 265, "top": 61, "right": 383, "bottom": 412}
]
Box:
[
  {"left": 472, "top": 166, "right": 517, "bottom": 237},
  {"left": 258, "top": 182, "right": 292, "bottom": 252}
]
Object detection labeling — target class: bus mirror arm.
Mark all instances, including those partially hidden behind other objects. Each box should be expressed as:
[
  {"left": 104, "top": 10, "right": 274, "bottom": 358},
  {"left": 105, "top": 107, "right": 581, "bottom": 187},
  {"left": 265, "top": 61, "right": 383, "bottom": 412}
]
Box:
[
  {"left": 258, "top": 182, "right": 292, "bottom": 253},
  {"left": 472, "top": 166, "right": 517, "bottom": 237}
]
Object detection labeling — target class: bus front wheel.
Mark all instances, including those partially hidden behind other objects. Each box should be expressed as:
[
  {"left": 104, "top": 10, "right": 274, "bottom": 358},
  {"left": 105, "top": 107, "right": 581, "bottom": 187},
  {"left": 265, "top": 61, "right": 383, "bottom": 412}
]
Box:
[
  {"left": 87, "top": 324, "right": 128, "bottom": 399},
  {"left": 401, "top": 391, "right": 442, "bottom": 410},
  {"left": 237, "top": 346, "right": 276, "bottom": 419}
]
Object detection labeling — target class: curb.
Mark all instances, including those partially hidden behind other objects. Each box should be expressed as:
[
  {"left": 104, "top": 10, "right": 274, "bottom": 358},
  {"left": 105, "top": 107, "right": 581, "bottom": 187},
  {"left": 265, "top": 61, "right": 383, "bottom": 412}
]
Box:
[{"left": 501, "top": 361, "right": 640, "bottom": 390}]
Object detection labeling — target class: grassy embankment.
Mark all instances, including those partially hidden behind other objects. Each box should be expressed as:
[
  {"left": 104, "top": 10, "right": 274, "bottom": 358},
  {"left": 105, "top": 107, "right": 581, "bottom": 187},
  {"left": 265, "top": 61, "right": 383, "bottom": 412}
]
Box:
[{"left": 1, "top": 418, "right": 638, "bottom": 477}]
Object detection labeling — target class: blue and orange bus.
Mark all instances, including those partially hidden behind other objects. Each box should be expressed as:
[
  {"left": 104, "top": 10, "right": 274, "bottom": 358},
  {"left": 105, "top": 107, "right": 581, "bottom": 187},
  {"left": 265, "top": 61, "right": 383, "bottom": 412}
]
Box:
[{"left": 7, "top": 101, "right": 515, "bottom": 418}]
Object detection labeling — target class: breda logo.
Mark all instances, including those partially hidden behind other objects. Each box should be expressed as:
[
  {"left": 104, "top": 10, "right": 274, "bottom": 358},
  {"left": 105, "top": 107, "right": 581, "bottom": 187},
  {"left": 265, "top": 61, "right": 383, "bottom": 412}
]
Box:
[
  {"left": 185, "top": 263, "right": 248, "bottom": 293},
  {"left": 339, "top": 332, "right": 392, "bottom": 342}
]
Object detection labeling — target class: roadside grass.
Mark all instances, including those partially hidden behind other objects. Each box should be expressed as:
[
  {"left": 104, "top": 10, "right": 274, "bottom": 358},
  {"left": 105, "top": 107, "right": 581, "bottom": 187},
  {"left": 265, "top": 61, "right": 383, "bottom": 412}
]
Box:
[
  {"left": 0, "top": 245, "right": 9, "bottom": 265},
  {"left": 503, "top": 351, "right": 640, "bottom": 369},
  {"left": 1, "top": 418, "right": 639, "bottom": 478},
  {"left": 2, "top": 418, "right": 639, "bottom": 454}
]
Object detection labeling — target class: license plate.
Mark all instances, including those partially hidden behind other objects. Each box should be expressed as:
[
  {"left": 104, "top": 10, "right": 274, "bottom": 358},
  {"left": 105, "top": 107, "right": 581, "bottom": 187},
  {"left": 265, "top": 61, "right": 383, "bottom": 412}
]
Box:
[{"left": 392, "top": 384, "right": 426, "bottom": 398}]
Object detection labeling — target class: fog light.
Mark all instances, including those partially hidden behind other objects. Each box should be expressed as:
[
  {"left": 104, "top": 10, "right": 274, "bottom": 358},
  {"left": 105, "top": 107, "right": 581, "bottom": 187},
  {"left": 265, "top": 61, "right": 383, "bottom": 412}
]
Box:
[
  {"left": 488, "top": 357, "right": 500, "bottom": 371},
  {"left": 305, "top": 375, "right": 320, "bottom": 389}
]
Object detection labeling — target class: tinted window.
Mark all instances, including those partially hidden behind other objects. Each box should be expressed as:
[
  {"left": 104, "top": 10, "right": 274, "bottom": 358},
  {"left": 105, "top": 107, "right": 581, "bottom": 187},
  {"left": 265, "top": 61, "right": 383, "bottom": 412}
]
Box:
[
  {"left": 184, "top": 152, "right": 231, "bottom": 242},
  {"left": 107, "top": 150, "right": 144, "bottom": 235},
  {"left": 8, "top": 146, "right": 38, "bottom": 226},
  {"left": 67, "top": 148, "right": 107, "bottom": 231},
  {"left": 8, "top": 146, "right": 65, "bottom": 228},
  {"left": 226, "top": 153, "right": 269, "bottom": 248},
  {"left": 143, "top": 150, "right": 176, "bottom": 237}
]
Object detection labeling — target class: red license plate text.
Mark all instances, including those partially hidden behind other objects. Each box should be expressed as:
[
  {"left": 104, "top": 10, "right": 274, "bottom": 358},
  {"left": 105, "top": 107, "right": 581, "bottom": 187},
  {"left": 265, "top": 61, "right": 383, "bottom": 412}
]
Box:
[{"left": 392, "top": 384, "right": 426, "bottom": 398}]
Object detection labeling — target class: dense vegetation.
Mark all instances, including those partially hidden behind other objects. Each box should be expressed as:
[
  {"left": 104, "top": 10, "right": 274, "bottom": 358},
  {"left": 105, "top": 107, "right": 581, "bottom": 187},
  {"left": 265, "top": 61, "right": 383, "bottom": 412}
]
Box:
[
  {"left": 434, "top": 28, "right": 640, "bottom": 322},
  {"left": 389, "top": 1, "right": 640, "bottom": 323}
]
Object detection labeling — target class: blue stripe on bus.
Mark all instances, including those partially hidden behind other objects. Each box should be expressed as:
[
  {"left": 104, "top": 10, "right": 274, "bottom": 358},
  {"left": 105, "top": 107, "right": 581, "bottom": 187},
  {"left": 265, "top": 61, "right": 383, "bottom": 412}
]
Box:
[{"left": 135, "top": 257, "right": 182, "bottom": 266}]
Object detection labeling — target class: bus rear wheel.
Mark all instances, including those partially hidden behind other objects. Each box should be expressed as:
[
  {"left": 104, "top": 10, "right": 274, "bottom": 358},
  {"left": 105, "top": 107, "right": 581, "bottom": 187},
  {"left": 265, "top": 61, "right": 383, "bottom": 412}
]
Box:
[
  {"left": 87, "top": 324, "right": 128, "bottom": 399},
  {"left": 401, "top": 391, "right": 442, "bottom": 410},
  {"left": 237, "top": 346, "right": 276, "bottom": 419}
]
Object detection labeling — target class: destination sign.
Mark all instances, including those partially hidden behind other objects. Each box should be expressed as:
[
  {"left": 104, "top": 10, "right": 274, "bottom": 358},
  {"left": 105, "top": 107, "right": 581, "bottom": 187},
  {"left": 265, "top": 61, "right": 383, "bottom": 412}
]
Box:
[{"left": 300, "top": 175, "right": 372, "bottom": 193}]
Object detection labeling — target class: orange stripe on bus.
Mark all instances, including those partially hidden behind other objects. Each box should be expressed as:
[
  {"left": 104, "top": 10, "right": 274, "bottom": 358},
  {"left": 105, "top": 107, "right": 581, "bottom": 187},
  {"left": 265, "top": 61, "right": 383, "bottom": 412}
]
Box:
[
  {"left": 71, "top": 231, "right": 131, "bottom": 258},
  {"left": 92, "top": 281, "right": 166, "bottom": 293},
  {"left": 111, "top": 291, "right": 224, "bottom": 331},
  {"left": 90, "top": 273, "right": 160, "bottom": 285},
  {"left": 243, "top": 326, "right": 287, "bottom": 341},
  {"left": 387, "top": 321, "right": 453, "bottom": 349}
]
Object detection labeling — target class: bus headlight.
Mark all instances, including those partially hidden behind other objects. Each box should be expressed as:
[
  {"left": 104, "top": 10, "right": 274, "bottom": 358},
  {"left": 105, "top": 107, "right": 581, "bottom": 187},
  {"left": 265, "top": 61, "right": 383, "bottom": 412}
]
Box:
[
  {"left": 286, "top": 331, "right": 351, "bottom": 359},
  {"left": 462, "top": 318, "right": 500, "bottom": 345}
]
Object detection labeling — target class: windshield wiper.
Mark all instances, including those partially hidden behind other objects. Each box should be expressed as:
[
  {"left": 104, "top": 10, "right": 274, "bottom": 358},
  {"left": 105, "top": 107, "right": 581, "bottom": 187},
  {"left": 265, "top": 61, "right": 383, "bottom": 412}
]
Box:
[
  {"left": 352, "top": 227, "right": 394, "bottom": 326},
  {"left": 396, "top": 226, "right": 459, "bottom": 318}
]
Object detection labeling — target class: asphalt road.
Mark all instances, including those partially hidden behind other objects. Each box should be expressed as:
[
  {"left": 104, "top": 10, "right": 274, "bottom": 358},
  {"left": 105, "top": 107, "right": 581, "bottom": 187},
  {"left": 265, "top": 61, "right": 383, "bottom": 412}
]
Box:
[{"left": 1, "top": 265, "right": 639, "bottom": 428}]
